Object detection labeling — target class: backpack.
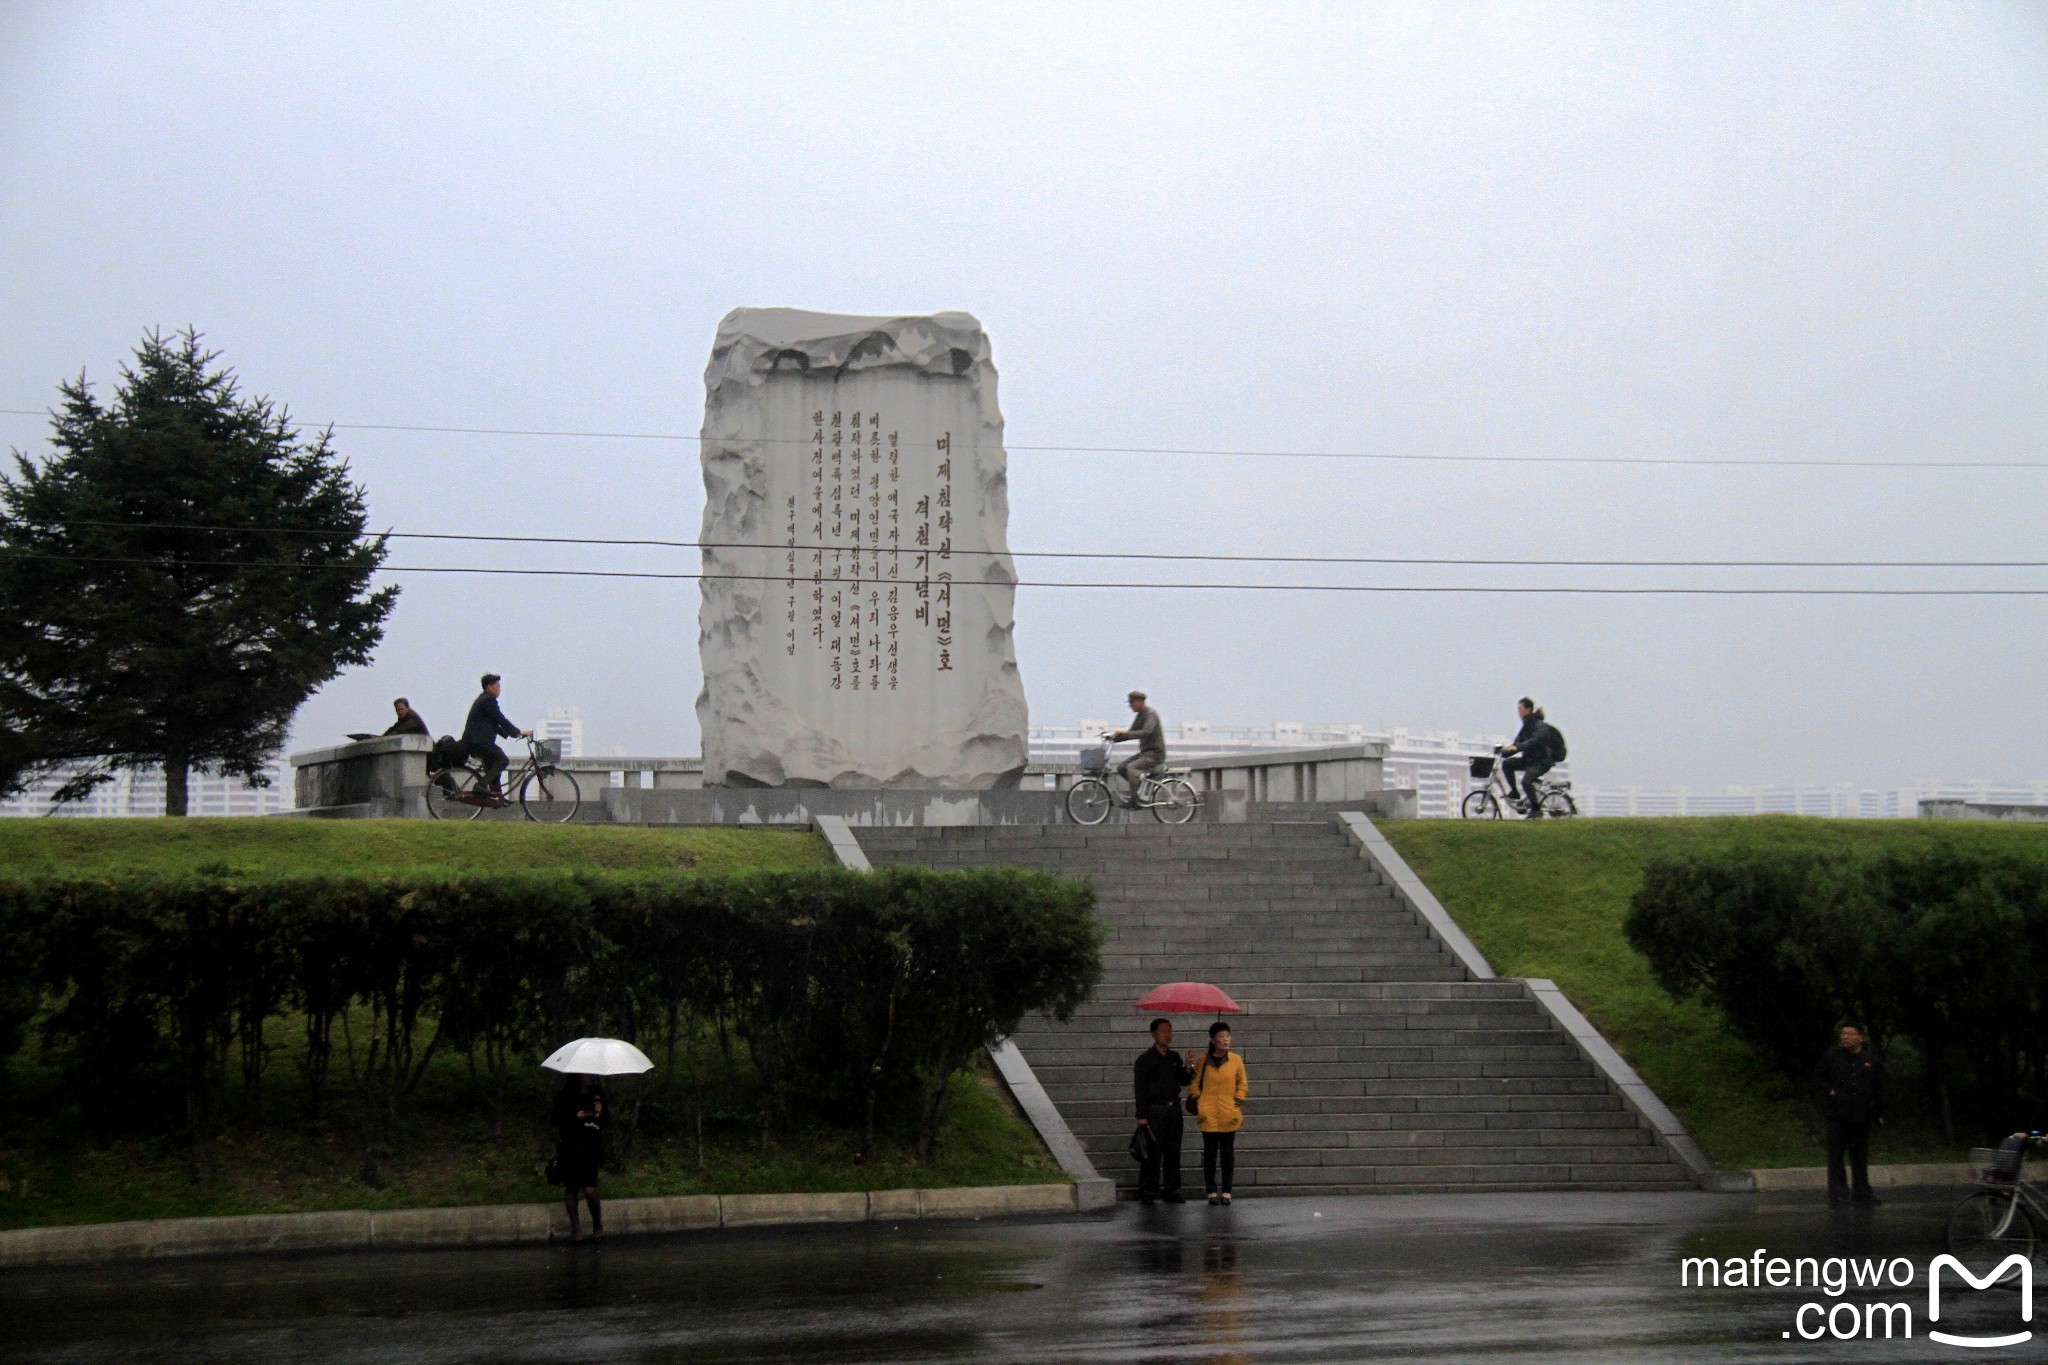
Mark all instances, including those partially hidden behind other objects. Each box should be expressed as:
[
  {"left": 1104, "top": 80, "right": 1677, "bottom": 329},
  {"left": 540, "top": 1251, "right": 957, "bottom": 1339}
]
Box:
[
  {"left": 430, "top": 735, "right": 467, "bottom": 773},
  {"left": 1548, "top": 727, "right": 1568, "bottom": 761}
]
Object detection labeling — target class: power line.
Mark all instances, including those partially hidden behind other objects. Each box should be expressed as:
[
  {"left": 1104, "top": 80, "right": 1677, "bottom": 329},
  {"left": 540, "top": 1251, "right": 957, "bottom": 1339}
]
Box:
[
  {"left": 25, "top": 520, "right": 2048, "bottom": 571},
  {"left": 5, "top": 551, "right": 2047, "bottom": 595},
  {"left": 3, "top": 407, "right": 2040, "bottom": 471}
]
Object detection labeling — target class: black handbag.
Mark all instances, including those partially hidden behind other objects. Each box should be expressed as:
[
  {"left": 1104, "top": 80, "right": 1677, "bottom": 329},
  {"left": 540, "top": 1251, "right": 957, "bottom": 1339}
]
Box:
[
  {"left": 544, "top": 1154, "right": 563, "bottom": 1186},
  {"left": 1128, "top": 1124, "right": 1157, "bottom": 1163}
]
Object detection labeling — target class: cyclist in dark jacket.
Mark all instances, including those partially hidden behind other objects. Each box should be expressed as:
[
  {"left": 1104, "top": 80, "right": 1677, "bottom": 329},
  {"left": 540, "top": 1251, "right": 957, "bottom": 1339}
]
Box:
[
  {"left": 1501, "top": 698, "right": 1559, "bottom": 818},
  {"left": 1813, "top": 1024, "right": 1884, "bottom": 1205},
  {"left": 463, "top": 673, "right": 530, "bottom": 796}
]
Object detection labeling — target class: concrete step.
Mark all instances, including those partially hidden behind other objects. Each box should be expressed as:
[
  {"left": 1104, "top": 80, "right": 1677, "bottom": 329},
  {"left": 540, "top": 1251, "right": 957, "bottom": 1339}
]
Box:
[{"left": 863, "top": 820, "right": 1693, "bottom": 1195}]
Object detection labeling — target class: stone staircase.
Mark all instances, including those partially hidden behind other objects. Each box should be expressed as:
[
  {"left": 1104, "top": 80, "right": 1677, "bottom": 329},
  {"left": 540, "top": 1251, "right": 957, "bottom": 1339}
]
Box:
[{"left": 856, "top": 820, "right": 1697, "bottom": 1196}]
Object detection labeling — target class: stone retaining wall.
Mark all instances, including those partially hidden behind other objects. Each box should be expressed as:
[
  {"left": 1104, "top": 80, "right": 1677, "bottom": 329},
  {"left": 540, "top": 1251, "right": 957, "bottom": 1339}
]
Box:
[{"left": 0, "top": 1183, "right": 1083, "bottom": 1269}]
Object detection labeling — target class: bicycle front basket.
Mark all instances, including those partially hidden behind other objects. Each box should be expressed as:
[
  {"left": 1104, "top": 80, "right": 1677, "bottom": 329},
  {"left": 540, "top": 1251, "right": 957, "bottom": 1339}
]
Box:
[
  {"left": 1972, "top": 1140, "right": 2026, "bottom": 1184},
  {"left": 1078, "top": 744, "right": 1108, "bottom": 774},
  {"left": 535, "top": 737, "right": 562, "bottom": 765},
  {"left": 1469, "top": 755, "right": 1495, "bottom": 779}
]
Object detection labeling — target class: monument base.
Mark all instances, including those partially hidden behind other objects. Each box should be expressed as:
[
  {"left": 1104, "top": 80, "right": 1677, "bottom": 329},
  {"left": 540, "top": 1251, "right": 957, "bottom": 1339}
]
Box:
[{"left": 604, "top": 788, "right": 1242, "bottom": 826}]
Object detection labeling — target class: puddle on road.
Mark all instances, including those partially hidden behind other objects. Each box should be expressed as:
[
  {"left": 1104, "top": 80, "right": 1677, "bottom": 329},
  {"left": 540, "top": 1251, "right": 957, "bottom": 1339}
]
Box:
[{"left": 0, "top": 1191, "right": 2025, "bottom": 1363}]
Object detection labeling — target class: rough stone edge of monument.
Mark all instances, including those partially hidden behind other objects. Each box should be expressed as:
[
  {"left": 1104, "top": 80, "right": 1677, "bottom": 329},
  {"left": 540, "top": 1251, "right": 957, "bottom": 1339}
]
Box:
[
  {"left": 1335, "top": 814, "right": 1721, "bottom": 1188},
  {"left": 824, "top": 818, "right": 1113, "bottom": 1213},
  {"left": 0, "top": 1186, "right": 1085, "bottom": 1269},
  {"left": 1334, "top": 812, "right": 1495, "bottom": 981}
]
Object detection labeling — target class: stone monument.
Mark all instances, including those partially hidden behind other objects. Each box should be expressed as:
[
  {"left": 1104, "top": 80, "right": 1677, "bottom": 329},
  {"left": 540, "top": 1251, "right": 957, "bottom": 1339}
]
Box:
[{"left": 696, "top": 308, "right": 1029, "bottom": 788}]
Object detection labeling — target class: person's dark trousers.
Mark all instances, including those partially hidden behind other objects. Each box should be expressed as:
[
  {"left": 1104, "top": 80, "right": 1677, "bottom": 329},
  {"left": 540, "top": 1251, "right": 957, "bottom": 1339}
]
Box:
[
  {"left": 1826, "top": 1118, "right": 1873, "bottom": 1201},
  {"left": 1502, "top": 756, "right": 1553, "bottom": 812},
  {"left": 1202, "top": 1131, "right": 1236, "bottom": 1196},
  {"left": 1138, "top": 1105, "right": 1184, "bottom": 1197},
  {"left": 470, "top": 741, "right": 509, "bottom": 795}
]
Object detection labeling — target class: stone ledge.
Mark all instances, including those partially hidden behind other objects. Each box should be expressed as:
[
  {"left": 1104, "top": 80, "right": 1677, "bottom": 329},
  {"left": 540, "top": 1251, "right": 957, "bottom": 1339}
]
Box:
[
  {"left": 0, "top": 1184, "right": 1080, "bottom": 1268},
  {"left": 1733, "top": 1163, "right": 1973, "bottom": 1192}
]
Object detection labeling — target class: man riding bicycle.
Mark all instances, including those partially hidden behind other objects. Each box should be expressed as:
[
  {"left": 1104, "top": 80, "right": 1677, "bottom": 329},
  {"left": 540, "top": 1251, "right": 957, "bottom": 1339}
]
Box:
[
  {"left": 463, "top": 673, "right": 532, "bottom": 797},
  {"left": 1109, "top": 691, "right": 1166, "bottom": 809},
  {"left": 1500, "top": 697, "right": 1561, "bottom": 819}
]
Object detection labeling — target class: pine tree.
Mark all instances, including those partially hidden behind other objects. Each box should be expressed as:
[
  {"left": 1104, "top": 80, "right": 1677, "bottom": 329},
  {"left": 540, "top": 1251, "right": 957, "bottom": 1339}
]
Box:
[{"left": 0, "top": 329, "right": 396, "bottom": 814}]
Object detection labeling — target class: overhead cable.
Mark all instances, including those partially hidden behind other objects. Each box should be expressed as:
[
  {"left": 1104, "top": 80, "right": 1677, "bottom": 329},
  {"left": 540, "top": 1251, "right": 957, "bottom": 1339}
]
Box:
[{"left": 2, "top": 408, "right": 2040, "bottom": 471}]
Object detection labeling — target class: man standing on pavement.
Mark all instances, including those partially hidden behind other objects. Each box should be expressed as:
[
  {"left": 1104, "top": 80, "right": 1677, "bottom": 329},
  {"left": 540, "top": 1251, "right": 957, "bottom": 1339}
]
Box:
[
  {"left": 1110, "top": 691, "right": 1166, "bottom": 810},
  {"left": 1813, "top": 1023, "right": 1884, "bottom": 1206},
  {"left": 1134, "top": 1016, "right": 1193, "bottom": 1203},
  {"left": 463, "top": 673, "right": 531, "bottom": 797}
]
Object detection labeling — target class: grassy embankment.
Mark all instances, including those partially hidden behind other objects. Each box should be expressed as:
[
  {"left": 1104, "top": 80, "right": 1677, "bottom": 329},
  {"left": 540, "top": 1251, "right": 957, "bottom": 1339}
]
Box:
[
  {"left": 1381, "top": 816, "right": 2048, "bottom": 1170},
  {"left": 0, "top": 820, "right": 1066, "bottom": 1230}
]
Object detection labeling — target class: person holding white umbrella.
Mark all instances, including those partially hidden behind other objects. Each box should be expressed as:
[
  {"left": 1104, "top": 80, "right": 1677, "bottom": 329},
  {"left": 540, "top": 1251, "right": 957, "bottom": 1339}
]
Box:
[
  {"left": 550, "top": 1074, "right": 608, "bottom": 1242},
  {"left": 542, "top": 1037, "right": 653, "bottom": 1244}
]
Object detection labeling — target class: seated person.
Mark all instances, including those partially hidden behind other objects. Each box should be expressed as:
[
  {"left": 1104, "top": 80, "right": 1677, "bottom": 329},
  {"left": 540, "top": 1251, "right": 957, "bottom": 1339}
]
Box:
[{"left": 382, "top": 697, "right": 429, "bottom": 737}]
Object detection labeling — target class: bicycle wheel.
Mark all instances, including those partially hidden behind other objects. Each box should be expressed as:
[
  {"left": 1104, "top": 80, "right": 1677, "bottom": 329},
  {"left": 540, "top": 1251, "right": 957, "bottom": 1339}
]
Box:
[
  {"left": 519, "top": 768, "right": 583, "bottom": 823},
  {"left": 1461, "top": 790, "right": 1501, "bottom": 819},
  {"left": 1947, "top": 1190, "right": 2037, "bottom": 1283},
  {"left": 1152, "top": 777, "right": 1200, "bottom": 824},
  {"left": 1066, "top": 777, "right": 1113, "bottom": 825},
  {"left": 426, "top": 769, "right": 485, "bottom": 821},
  {"left": 1541, "top": 789, "right": 1578, "bottom": 819}
]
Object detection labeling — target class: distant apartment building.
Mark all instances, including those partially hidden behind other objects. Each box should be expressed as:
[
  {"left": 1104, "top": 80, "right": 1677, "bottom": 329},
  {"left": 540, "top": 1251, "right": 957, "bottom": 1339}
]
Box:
[
  {"left": 1029, "top": 721, "right": 1533, "bottom": 820},
  {"left": 0, "top": 756, "right": 293, "bottom": 818},
  {"left": 535, "top": 707, "right": 584, "bottom": 759},
  {"left": 1575, "top": 780, "right": 2048, "bottom": 819}
]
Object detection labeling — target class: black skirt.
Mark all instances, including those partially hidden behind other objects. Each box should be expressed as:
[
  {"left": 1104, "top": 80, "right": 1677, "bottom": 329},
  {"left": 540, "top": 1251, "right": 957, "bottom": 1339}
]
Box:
[{"left": 556, "top": 1145, "right": 601, "bottom": 1188}]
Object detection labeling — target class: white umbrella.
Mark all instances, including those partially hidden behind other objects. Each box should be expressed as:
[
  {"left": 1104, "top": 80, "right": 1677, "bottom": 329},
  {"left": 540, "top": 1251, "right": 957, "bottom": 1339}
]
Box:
[{"left": 540, "top": 1037, "right": 655, "bottom": 1076}]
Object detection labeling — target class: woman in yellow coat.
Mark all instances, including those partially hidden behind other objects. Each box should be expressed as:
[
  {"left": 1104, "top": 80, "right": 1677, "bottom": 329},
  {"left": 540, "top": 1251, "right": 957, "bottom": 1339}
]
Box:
[{"left": 1187, "top": 1020, "right": 1249, "bottom": 1204}]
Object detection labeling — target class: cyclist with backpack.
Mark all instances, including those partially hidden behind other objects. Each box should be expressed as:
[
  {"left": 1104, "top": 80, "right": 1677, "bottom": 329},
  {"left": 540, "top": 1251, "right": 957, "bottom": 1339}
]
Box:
[{"left": 1500, "top": 697, "right": 1566, "bottom": 819}]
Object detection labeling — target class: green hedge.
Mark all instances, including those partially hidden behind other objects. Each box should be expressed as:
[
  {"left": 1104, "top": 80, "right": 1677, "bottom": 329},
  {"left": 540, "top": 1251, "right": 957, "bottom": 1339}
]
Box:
[
  {"left": 1624, "top": 846, "right": 2048, "bottom": 1133},
  {"left": 0, "top": 867, "right": 1101, "bottom": 1159}
]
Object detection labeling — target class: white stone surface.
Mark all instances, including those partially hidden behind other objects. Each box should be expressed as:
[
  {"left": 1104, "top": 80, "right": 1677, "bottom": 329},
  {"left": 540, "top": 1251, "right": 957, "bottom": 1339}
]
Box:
[{"left": 696, "top": 308, "right": 1028, "bottom": 788}]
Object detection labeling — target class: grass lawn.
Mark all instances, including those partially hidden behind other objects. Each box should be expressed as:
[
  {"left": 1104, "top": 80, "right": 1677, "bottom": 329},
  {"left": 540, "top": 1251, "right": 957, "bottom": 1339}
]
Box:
[
  {"left": 1379, "top": 816, "right": 2048, "bottom": 1170},
  {"left": 0, "top": 817, "right": 832, "bottom": 878}
]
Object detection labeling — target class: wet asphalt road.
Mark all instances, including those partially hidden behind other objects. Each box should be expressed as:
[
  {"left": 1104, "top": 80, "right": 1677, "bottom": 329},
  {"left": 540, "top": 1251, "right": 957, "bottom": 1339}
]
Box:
[{"left": 1, "top": 1190, "right": 2031, "bottom": 1362}]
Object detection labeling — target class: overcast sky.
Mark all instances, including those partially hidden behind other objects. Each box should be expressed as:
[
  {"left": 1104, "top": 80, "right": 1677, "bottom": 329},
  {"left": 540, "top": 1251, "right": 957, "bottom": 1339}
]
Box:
[{"left": 4, "top": 3, "right": 2046, "bottom": 788}]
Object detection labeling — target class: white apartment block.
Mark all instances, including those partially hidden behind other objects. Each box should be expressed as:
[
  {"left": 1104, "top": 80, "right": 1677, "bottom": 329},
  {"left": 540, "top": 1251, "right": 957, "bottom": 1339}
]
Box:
[
  {"left": 0, "top": 756, "right": 293, "bottom": 819},
  {"left": 1575, "top": 780, "right": 2048, "bottom": 819},
  {"left": 535, "top": 707, "right": 584, "bottom": 759}
]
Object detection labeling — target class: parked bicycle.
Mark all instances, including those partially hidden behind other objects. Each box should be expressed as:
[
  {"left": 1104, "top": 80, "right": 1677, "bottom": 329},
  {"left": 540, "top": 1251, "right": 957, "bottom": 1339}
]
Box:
[
  {"left": 1462, "top": 748, "right": 1577, "bottom": 819},
  {"left": 427, "top": 736, "right": 582, "bottom": 823},
  {"left": 1947, "top": 1132, "right": 2048, "bottom": 1284},
  {"left": 1065, "top": 737, "right": 1201, "bottom": 825}
]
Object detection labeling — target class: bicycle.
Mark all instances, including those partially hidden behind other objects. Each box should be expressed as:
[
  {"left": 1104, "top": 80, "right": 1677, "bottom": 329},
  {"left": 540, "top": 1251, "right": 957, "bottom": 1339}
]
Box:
[
  {"left": 427, "top": 736, "right": 583, "bottom": 823},
  {"left": 1065, "top": 737, "right": 1202, "bottom": 825},
  {"left": 1946, "top": 1132, "right": 2048, "bottom": 1285},
  {"left": 1461, "top": 748, "right": 1577, "bottom": 819}
]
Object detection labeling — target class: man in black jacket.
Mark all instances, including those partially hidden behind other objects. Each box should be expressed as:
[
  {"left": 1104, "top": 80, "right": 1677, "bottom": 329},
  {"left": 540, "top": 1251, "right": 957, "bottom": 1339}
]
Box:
[
  {"left": 463, "top": 673, "right": 531, "bottom": 796},
  {"left": 1500, "top": 697, "right": 1559, "bottom": 819},
  {"left": 1813, "top": 1024, "right": 1884, "bottom": 1206},
  {"left": 1134, "top": 1017, "right": 1194, "bottom": 1204}
]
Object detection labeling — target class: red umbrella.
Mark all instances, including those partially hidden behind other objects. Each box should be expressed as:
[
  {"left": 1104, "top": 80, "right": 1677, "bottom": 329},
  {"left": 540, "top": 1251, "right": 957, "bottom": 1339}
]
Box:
[{"left": 1134, "top": 981, "right": 1243, "bottom": 1014}]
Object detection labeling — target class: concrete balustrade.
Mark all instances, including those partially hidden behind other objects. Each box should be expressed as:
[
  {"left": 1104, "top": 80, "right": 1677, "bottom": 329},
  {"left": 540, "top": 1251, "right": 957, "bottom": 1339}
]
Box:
[{"left": 287, "top": 740, "right": 1416, "bottom": 824}]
